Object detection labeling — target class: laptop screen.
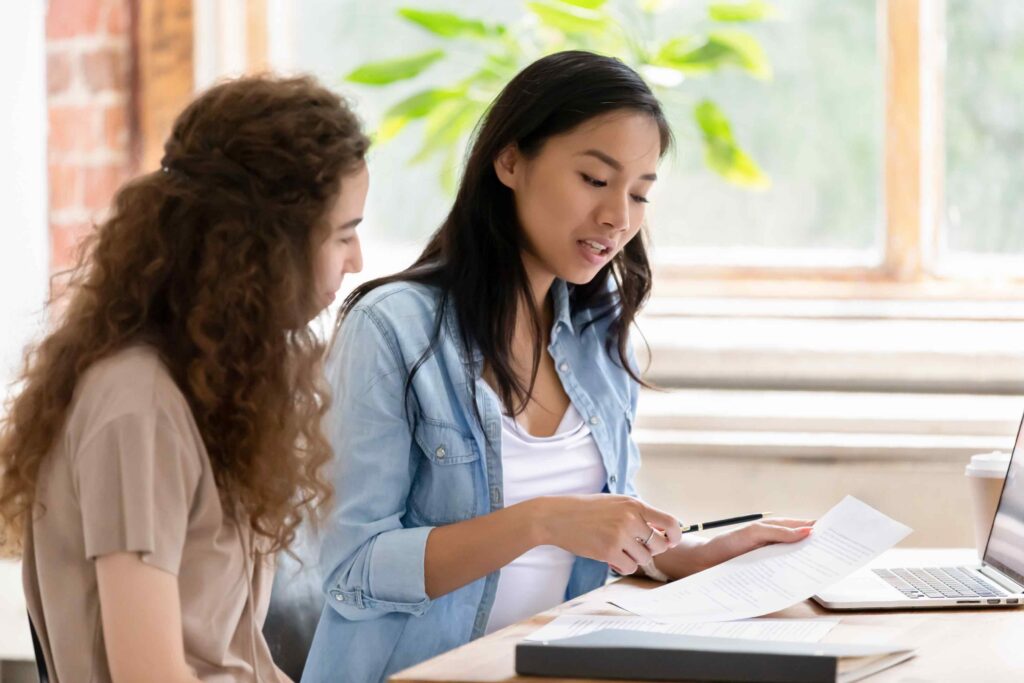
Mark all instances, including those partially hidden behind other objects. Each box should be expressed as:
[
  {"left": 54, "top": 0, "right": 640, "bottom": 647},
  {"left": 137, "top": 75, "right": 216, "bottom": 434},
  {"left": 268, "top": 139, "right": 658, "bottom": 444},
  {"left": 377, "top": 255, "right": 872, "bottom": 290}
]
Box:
[{"left": 983, "top": 413, "right": 1024, "bottom": 586}]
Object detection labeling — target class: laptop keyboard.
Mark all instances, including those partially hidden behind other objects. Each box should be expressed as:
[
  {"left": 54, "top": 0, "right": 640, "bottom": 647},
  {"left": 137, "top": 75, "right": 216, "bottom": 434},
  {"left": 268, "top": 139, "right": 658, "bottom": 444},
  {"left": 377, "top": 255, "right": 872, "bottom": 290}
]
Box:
[{"left": 872, "top": 567, "right": 1008, "bottom": 599}]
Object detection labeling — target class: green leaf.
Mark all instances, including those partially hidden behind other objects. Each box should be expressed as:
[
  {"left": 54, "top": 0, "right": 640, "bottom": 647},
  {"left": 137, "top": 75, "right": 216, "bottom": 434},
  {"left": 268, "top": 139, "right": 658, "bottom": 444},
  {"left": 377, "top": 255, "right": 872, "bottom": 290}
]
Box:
[
  {"left": 345, "top": 50, "right": 445, "bottom": 85},
  {"left": 653, "top": 36, "right": 696, "bottom": 62},
  {"left": 397, "top": 8, "right": 502, "bottom": 39},
  {"left": 526, "top": 1, "right": 609, "bottom": 34},
  {"left": 378, "top": 88, "right": 465, "bottom": 142},
  {"left": 710, "top": 30, "right": 771, "bottom": 78},
  {"left": 411, "top": 99, "right": 482, "bottom": 164},
  {"left": 556, "top": 0, "right": 609, "bottom": 9},
  {"left": 709, "top": 0, "right": 778, "bottom": 23},
  {"left": 694, "top": 100, "right": 770, "bottom": 189},
  {"left": 695, "top": 100, "right": 734, "bottom": 142},
  {"left": 653, "top": 30, "right": 771, "bottom": 79}
]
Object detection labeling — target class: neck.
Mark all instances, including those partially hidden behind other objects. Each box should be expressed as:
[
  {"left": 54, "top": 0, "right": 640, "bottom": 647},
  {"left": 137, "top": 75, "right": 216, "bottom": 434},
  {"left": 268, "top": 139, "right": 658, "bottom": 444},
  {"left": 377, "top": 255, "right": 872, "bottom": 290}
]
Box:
[{"left": 520, "top": 249, "right": 555, "bottom": 313}]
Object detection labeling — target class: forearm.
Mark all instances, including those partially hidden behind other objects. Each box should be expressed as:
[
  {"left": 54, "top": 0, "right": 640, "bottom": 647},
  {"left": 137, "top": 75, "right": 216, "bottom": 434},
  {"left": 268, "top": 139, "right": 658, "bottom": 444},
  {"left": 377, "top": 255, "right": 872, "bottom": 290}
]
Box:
[
  {"left": 650, "top": 536, "right": 711, "bottom": 580},
  {"left": 424, "top": 499, "right": 544, "bottom": 599}
]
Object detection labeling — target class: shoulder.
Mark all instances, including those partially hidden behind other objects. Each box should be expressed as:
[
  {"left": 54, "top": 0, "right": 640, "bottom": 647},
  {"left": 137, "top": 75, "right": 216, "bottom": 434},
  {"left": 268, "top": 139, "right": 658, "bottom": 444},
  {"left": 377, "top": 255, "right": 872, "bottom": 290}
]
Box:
[
  {"left": 351, "top": 280, "right": 442, "bottom": 321},
  {"left": 68, "top": 345, "right": 192, "bottom": 441},
  {"left": 342, "top": 280, "right": 446, "bottom": 346}
]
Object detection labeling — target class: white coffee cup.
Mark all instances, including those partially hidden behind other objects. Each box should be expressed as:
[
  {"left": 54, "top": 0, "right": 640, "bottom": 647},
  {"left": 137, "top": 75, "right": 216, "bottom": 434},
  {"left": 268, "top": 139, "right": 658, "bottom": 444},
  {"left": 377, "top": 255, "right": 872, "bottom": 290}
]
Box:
[{"left": 965, "top": 451, "right": 1011, "bottom": 557}]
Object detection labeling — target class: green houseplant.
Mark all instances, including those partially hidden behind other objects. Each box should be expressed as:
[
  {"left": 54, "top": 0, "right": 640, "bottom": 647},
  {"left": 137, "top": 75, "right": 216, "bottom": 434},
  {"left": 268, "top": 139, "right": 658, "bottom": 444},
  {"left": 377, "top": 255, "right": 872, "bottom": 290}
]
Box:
[{"left": 346, "top": 0, "right": 776, "bottom": 191}]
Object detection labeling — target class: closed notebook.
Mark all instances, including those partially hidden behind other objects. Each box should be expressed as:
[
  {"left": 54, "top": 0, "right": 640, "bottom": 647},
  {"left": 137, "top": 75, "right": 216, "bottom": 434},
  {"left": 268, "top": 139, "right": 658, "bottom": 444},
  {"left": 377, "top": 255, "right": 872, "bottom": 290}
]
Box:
[{"left": 515, "top": 630, "right": 914, "bottom": 683}]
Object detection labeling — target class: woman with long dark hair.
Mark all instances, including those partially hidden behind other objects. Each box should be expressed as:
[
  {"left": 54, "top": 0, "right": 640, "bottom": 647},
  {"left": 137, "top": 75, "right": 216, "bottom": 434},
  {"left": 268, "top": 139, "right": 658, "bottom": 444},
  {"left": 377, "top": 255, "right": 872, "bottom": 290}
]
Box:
[
  {"left": 303, "top": 51, "right": 811, "bottom": 682},
  {"left": 0, "top": 75, "right": 369, "bottom": 682}
]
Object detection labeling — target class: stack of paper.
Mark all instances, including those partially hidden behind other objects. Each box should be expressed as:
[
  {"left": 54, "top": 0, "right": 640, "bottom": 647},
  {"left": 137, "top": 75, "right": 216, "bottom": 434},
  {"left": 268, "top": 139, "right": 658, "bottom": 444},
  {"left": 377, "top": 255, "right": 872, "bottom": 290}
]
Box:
[{"left": 526, "top": 614, "right": 839, "bottom": 643}]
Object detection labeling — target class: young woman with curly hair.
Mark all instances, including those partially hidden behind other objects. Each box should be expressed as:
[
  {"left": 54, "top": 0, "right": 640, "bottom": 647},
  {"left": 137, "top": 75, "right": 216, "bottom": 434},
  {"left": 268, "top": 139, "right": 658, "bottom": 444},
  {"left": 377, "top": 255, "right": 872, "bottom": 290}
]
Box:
[{"left": 0, "top": 75, "right": 369, "bottom": 682}]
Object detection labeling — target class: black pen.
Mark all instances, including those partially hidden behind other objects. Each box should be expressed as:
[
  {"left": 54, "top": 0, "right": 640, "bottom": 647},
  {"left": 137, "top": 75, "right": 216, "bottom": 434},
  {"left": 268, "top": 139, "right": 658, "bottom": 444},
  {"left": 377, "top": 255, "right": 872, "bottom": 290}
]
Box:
[{"left": 679, "top": 512, "right": 773, "bottom": 534}]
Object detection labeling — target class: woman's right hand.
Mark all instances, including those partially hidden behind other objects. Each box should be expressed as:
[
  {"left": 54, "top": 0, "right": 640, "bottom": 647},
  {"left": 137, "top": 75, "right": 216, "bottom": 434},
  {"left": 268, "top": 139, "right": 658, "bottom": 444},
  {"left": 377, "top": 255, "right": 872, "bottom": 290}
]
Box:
[{"left": 529, "top": 494, "right": 683, "bottom": 575}]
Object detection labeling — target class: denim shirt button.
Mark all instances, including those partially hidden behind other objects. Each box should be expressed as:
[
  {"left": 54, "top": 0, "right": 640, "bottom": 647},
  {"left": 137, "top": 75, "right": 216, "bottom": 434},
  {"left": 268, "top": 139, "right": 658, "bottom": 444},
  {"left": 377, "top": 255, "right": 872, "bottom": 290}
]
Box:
[
  {"left": 589, "top": 415, "right": 600, "bottom": 426},
  {"left": 331, "top": 590, "right": 345, "bottom": 602},
  {"left": 558, "top": 362, "right": 569, "bottom": 372},
  {"left": 435, "top": 446, "right": 446, "bottom": 459},
  {"left": 609, "top": 474, "right": 617, "bottom": 485}
]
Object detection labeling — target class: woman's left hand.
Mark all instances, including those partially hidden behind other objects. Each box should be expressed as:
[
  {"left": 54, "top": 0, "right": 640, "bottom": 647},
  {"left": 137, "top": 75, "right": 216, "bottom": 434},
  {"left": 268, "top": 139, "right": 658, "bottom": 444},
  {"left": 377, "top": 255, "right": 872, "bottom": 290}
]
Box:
[{"left": 689, "top": 518, "right": 815, "bottom": 575}]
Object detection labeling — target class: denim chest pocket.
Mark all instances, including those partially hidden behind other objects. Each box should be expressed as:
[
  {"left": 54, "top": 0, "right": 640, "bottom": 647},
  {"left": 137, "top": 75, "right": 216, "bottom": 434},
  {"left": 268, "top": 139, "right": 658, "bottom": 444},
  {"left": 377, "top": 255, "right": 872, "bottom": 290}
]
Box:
[
  {"left": 413, "top": 418, "right": 480, "bottom": 465},
  {"left": 409, "top": 418, "right": 480, "bottom": 525}
]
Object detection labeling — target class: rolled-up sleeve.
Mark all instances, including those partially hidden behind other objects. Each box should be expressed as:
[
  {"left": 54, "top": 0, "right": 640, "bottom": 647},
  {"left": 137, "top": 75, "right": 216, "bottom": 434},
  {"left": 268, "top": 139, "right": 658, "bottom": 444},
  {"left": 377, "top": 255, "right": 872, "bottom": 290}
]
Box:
[{"left": 319, "top": 306, "right": 435, "bottom": 621}]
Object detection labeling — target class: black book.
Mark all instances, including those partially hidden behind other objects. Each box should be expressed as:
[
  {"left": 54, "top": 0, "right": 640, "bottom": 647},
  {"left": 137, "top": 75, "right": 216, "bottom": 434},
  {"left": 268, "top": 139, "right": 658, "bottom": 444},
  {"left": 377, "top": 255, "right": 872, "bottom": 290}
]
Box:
[{"left": 515, "top": 630, "right": 914, "bottom": 683}]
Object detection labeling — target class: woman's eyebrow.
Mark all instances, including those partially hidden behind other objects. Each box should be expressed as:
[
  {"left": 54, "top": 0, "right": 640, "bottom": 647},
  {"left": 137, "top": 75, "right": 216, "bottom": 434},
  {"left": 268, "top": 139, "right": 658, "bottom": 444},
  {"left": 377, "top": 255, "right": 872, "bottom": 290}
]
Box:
[
  {"left": 577, "top": 149, "right": 658, "bottom": 181},
  {"left": 335, "top": 218, "right": 363, "bottom": 231}
]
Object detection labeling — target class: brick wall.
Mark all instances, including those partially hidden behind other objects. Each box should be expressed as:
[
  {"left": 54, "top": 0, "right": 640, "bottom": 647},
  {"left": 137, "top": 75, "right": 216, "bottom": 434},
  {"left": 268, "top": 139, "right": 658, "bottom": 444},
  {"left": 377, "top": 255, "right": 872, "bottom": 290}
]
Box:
[{"left": 46, "top": 0, "right": 135, "bottom": 274}]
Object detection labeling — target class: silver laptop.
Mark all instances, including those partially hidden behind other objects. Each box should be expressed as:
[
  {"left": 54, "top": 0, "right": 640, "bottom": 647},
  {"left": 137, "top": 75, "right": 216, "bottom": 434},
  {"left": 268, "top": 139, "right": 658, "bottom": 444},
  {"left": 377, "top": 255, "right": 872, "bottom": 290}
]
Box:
[{"left": 813, "top": 412, "right": 1024, "bottom": 610}]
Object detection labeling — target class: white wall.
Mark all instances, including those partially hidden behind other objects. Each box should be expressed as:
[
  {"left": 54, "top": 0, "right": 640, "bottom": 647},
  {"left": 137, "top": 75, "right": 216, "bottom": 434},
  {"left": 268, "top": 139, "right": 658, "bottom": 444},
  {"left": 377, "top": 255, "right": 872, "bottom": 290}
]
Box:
[{"left": 0, "top": 3, "right": 49, "bottom": 403}]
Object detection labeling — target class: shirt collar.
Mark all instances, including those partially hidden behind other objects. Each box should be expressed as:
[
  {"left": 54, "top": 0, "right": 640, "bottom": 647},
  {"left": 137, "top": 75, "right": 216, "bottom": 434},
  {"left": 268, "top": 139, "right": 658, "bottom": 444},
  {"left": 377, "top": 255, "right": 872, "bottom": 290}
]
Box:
[{"left": 549, "top": 279, "right": 576, "bottom": 337}]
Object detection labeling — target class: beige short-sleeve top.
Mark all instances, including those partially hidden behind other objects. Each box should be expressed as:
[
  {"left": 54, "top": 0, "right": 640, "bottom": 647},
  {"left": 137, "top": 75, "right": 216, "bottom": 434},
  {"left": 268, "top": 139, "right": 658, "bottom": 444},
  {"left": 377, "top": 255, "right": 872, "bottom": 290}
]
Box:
[{"left": 22, "top": 346, "right": 289, "bottom": 682}]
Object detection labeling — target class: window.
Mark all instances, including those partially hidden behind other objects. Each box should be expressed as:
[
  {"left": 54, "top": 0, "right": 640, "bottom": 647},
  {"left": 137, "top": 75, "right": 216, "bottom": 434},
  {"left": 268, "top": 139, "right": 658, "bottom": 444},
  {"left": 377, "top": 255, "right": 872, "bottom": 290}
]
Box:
[
  {"left": 256, "top": 0, "right": 1020, "bottom": 296},
  {"left": 648, "top": 0, "right": 881, "bottom": 261},
  {"left": 944, "top": 1, "right": 1024, "bottom": 258}
]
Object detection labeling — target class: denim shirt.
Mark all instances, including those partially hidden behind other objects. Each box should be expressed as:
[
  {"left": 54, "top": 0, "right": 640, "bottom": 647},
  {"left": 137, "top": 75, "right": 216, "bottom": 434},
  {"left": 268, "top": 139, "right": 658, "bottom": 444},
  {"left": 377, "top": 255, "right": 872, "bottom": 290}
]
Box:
[{"left": 302, "top": 279, "right": 643, "bottom": 683}]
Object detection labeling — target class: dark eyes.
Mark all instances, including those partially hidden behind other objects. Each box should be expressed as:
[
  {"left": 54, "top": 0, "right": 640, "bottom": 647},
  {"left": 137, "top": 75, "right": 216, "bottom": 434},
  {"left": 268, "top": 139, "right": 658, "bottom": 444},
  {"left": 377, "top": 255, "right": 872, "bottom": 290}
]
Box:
[{"left": 580, "top": 173, "right": 649, "bottom": 204}]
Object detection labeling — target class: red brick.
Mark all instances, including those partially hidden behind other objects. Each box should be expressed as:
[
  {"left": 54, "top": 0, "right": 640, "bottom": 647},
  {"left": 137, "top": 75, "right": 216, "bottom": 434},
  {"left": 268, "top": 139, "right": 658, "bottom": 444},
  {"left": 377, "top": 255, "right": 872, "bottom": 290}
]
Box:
[
  {"left": 103, "top": 0, "right": 131, "bottom": 36},
  {"left": 47, "top": 51, "right": 74, "bottom": 96},
  {"left": 48, "top": 162, "right": 82, "bottom": 212},
  {"left": 46, "top": 0, "right": 103, "bottom": 39},
  {"left": 83, "top": 163, "right": 129, "bottom": 211},
  {"left": 50, "top": 221, "right": 92, "bottom": 273},
  {"left": 82, "top": 46, "right": 128, "bottom": 93},
  {"left": 102, "top": 104, "right": 130, "bottom": 150},
  {"left": 49, "top": 104, "right": 101, "bottom": 154}
]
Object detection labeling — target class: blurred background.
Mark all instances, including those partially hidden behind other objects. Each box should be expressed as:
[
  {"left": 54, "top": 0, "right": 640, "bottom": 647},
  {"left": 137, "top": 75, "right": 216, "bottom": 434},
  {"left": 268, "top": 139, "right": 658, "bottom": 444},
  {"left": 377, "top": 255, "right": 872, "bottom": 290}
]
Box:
[{"left": 2, "top": 0, "right": 1024, "bottom": 674}]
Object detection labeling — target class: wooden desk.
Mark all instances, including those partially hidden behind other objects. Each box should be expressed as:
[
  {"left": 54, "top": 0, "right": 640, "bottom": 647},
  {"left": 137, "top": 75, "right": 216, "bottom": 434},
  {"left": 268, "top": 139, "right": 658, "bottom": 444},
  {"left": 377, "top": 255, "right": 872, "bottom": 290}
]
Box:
[{"left": 391, "top": 549, "right": 1024, "bottom": 682}]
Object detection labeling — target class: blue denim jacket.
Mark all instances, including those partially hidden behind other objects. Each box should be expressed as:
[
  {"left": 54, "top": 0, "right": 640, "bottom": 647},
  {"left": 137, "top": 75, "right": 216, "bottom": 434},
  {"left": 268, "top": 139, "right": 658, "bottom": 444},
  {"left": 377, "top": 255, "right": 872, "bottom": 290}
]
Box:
[{"left": 302, "top": 279, "right": 643, "bottom": 683}]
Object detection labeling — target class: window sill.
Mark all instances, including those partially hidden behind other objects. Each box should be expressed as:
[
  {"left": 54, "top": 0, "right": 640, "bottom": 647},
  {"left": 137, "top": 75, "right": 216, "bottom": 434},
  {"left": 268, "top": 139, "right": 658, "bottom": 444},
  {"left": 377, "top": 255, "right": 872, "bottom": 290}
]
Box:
[
  {"left": 637, "top": 300, "right": 1024, "bottom": 393},
  {"left": 635, "top": 388, "right": 1020, "bottom": 462}
]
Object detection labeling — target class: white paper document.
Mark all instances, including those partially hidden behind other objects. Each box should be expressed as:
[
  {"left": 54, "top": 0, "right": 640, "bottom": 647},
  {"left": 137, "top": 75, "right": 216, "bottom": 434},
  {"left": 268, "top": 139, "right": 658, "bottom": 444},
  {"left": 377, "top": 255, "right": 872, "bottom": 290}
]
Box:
[
  {"left": 524, "top": 614, "right": 839, "bottom": 643},
  {"left": 611, "top": 496, "right": 912, "bottom": 621}
]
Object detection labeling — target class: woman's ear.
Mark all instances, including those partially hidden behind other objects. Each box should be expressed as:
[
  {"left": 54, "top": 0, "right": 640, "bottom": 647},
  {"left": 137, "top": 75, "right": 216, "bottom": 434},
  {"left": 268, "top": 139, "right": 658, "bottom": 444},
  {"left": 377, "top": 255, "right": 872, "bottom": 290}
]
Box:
[{"left": 493, "top": 144, "right": 521, "bottom": 190}]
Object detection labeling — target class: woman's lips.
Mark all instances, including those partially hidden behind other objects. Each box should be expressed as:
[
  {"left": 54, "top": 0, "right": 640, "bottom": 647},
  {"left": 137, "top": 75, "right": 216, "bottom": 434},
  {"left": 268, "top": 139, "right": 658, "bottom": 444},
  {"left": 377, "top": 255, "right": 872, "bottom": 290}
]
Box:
[{"left": 576, "top": 239, "right": 612, "bottom": 265}]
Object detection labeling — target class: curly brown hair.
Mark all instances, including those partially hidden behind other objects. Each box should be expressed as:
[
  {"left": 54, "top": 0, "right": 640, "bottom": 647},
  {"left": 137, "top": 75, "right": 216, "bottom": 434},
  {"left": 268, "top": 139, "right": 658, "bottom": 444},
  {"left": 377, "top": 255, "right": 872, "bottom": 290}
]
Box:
[{"left": 0, "top": 74, "right": 369, "bottom": 554}]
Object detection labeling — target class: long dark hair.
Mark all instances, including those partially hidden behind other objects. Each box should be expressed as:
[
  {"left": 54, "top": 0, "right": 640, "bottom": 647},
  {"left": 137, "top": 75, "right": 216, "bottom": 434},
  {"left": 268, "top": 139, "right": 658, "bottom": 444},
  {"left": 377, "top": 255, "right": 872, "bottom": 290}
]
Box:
[{"left": 341, "top": 51, "right": 672, "bottom": 416}]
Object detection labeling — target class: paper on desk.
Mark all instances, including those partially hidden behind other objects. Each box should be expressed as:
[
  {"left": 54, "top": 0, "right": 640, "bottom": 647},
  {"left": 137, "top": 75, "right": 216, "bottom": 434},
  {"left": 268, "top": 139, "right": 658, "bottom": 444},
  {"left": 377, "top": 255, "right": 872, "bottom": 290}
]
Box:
[
  {"left": 611, "top": 496, "right": 912, "bottom": 622},
  {"left": 524, "top": 614, "right": 839, "bottom": 643}
]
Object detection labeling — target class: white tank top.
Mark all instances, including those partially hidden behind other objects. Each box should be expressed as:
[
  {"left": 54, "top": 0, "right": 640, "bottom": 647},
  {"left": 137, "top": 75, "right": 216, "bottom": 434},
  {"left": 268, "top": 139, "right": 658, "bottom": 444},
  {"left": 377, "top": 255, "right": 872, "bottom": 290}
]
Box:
[{"left": 482, "top": 386, "right": 607, "bottom": 635}]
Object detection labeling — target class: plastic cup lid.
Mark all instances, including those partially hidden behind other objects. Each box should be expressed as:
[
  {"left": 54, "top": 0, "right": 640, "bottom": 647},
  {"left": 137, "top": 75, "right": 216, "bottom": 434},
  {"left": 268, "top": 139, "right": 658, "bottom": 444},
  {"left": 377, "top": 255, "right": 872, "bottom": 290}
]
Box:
[{"left": 965, "top": 451, "right": 1011, "bottom": 477}]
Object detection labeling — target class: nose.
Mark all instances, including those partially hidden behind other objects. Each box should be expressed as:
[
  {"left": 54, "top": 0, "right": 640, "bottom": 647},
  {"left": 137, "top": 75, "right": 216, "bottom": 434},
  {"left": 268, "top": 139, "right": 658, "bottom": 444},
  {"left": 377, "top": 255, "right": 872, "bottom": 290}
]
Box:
[
  {"left": 596, "top": 191, "right": 630, "bottom": 233},
  {"left": 345, "top": 236, "right": 364, "bottom": 275}
]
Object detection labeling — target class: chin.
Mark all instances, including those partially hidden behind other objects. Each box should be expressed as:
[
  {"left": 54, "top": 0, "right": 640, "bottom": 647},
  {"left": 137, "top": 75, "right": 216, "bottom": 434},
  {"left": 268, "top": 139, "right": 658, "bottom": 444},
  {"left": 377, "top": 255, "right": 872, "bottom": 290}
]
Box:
[{"left": 561, "top": 266, "right": 605, "bottom": 286}]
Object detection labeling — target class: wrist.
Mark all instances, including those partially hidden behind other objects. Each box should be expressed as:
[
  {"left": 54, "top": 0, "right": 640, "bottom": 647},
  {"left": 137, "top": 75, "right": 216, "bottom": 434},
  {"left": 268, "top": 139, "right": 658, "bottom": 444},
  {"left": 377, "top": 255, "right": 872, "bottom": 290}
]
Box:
[
  {"left": 687, "top": 535, "right": 718, "bottom": 574},
  {"left": 513, "top": 497, "right": 552, "bottom": 549}
]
